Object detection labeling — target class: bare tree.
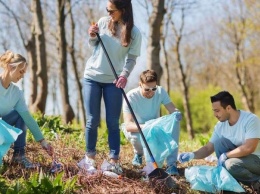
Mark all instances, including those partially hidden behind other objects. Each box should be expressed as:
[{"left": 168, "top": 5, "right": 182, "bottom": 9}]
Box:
[
  {"left": 27, "top": 38, "right": 38, "bottom": 108},
  {"left": 66, "top": 0, "right": 86, "bottom": 127},
  {"left": 147, "top": 0, "right": 166, "bottom": 83},
  {"left": 220, "top": 0, "right": 259, "bottom": 112},
  {"left": 171, "top": 8, "right": 194, "bottom": 139},
  {"left": 231, "top": 15, "right": 255, "bottom": 112},
  {"left": 56, "top": 0, "right": 75, "bottom": 123},
  {"left": 0, "top": 0, "right": 42, "bottom": 111},
  {"left": 30, "top": 0, "right": 48, "bottom": 113},
  {"left": 161, "top": 0, "right": 176, "bottom": 93}
]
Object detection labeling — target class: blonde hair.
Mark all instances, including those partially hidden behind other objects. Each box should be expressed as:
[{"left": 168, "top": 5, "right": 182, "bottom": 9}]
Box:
[{"left": 0, "top": 50, "right": 27, "bottom": 70}]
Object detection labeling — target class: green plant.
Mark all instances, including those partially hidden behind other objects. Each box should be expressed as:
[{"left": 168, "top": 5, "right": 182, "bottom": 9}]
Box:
[
  {"left": 197, "top": 134, "right": 210, "bottom": 146},
  {"left": 26, "top": 113, "right": 83, "bottom": 143},
  {"left": 5, "top": 171, "right": 80, "bottom": 194},
  {"left": 0, "top": 177, "right": 9, "bottom": 193}
]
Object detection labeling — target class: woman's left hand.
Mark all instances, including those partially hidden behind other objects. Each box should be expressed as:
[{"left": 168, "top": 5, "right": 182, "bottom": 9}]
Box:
[
  {"left": 114, "top": 76, "right": 127, "bottom": 88},
  {"left": 40, "top": 139, "right": 54, "bottom": 157}
]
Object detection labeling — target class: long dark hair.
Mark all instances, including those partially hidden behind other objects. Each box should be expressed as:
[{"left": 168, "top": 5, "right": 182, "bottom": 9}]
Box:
[{"left": 108, "top": 0, "right": 134, "bottom": 47}]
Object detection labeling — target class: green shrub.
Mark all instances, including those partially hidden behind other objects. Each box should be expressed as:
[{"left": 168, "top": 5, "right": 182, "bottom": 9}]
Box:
[
  {"left": 168, "top": 86, "right": 246, "bottom": 138},
  {"left": 167, "top": 85, "right": 221, "bottom": 135},
  {"left": 0, "top": 177, "right": 9, "bottom": 194},
  {"left": 189, "top": 85, "right": 220, "bottom": 133},
  {"left": 5, "top": 171, "right": 79, "bottom": 194},
  {"left": 197, "top": 133, "right": 211, "bottom": 146},
  {"left": 26, "top": 113, "right": 83, "bottom": 143}
]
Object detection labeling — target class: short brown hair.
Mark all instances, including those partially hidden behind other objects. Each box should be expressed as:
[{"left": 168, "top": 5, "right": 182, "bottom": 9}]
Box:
[{"left": 140, "top": 70, "right": 157, "bottom": 84}]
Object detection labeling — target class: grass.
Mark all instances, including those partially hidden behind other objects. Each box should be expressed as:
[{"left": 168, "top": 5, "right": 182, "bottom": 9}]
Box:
[{"left": 0, "top": 125, "right": 256, "bottom": 194}]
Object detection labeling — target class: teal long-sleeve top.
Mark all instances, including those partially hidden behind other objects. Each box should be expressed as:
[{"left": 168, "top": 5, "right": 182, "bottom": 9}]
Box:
[{"left": 0, "top": 81, "right": 44, "bottom": 141}]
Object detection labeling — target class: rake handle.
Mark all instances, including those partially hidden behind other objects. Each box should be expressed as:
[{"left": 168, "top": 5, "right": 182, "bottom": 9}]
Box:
[{"left": 95, "top": 33, "right": 158, "bottom": 168}]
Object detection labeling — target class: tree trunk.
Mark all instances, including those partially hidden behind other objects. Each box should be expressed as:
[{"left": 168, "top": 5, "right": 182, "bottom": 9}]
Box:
[
  {"left": 171, "top": 10, "right": 194, "bottom": 139},
  {"left": 231, "top": 17, "right": 255, "bottom": 113},
  {"left": 26, "top": 37, "right": 38, "bottom": 108},
  {"left": 67, "top": 0, "right": 86, "bottom": 127},
  {"left": 176, "top": 37, "right": 194, "bottom": 140},
  {"left": 57, "top": 0, "right": 75, "bottom": 123},
  {"left": 0, "top": 0, "right": 40, "bottom": 111},
  {"left": 147, "top": 0, "right": 166, "bottom": 83},
  {"left": 30, "top": 0, "right": 48, "bottom": 113}
]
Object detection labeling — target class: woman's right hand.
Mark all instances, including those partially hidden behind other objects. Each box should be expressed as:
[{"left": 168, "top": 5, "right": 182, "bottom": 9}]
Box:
[
  {"left": 88, "top": 23, "right": 99, "bottom": 37},
  {"left": 40, "top": 139, "right": 54, "bottom": 157}
]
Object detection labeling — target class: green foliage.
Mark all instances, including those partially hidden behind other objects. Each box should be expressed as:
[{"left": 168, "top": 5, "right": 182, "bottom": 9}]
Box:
[
  {"left": 167, "top": 85, "right": 221, "bottom": 134},
  {"left": 120, "top": 130, "right": 128, "bottom": 145},
  {"left": 0, "top": 177, "right": 9, "bottom": 194},
  {"left": 197, "top": 134, "right": 211, "bottom": 146},
  {"left": 96, "top": 120, "right": 109, "bottom": 151},
  {"left": 27, "top": 112, "right": 83, "bottom": 143},
  {"left": 4, "top": 171, "right": 79, "bottom": 194},
  {"left": 189, "top": 85, "right": 221, "bottom": 133},
  {"left": 168, "top": 86, "right": 246, "bottom": 140},
  {"left": 34, "top": 113, "right": 81, "bottom": 134},
  {"left": 97, "top": 120, "right": 128, "bottom": 151}
]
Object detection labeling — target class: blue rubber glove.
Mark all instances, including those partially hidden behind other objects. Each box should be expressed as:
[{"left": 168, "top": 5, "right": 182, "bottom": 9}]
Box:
[
  {"left": 218, "top": 152, "right": 227, "bottom": 166},
  {"left": 175, "top": 112, "right": 182, "bottom": 121},
  {"left": 178, "top": 152, "right": 195, "bottom": 163}
]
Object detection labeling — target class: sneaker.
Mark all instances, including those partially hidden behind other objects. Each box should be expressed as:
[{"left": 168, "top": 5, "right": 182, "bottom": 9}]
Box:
[
  {"left": 11, "top": 155, "right": 39, "bottom": 169},
  {"left": 77, "top": 155, "right": 96, "bottom": 174},
  {"left": 166, "top": 165, "right": 179, "bottom": 176},
  {"left": 251, "top": 180, "right": 260, "bottom": 193},
  {"left": 132, "top": 154, "right": 142, "bottom": 166},
  {"left": 102, "top": 161, "right": 123, "bottom": 175}
]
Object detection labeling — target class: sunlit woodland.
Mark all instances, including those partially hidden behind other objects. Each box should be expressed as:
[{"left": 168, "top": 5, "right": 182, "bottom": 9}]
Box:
[
  {"left": 0, "top": 0, "right": 260, "bottom": 139},
  {"left": 1, "top": 0, "right": 260, "bottom": 193}
]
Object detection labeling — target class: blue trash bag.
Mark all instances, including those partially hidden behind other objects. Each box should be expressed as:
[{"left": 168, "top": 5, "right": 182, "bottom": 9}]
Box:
[
  {"left": 0, "top": 119, "right": 22, "bottom": 165},
  {"left": 141, "top": 112, "right": 181, "bottom": 167},
  {"left": 185, "top": 165, "right": 245, "bottom": 193}
]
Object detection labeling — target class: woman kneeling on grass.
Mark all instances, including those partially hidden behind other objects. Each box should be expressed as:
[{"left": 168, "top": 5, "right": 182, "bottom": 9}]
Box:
[{"left": 0, "top": 50, "right": 54, "bottom": 168}]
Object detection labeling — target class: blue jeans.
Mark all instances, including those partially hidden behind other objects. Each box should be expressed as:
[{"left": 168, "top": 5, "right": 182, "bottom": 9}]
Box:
[
  {"left": 82, "top": 78, "right": 122, "bottom": 160},
  {"left": 2, "top": 110, "right": 27, "bottom": 156},
  {"left": 214, "top": 137, "right": 260, "bottom": 184}
]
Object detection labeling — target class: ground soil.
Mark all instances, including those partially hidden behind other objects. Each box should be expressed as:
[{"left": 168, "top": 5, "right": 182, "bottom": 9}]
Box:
[{"left": 2, "top": 143, "right": 257, "bottom": 194}]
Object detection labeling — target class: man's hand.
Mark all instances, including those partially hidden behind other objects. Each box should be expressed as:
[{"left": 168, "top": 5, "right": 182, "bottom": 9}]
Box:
[
  {"left": 178, "top": 152, "right": 195, "bottom": 163},
  {"left": 218, "top": 152, "right": 227, "bottom": 166},
  {"left": 40, "top": 139, "right": 54, "bottom": 157}
]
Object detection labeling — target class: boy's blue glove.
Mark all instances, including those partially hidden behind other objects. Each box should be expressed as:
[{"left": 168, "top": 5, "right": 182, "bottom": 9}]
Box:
[
  {"left": 175, "top": 111, "right": 182, "bottom": 121},
  {"left": 218, "top": 152, "right": 227, "bottom": 166},
  {"left": 178, "top": 152, "right": 195, "bottom": 163}
]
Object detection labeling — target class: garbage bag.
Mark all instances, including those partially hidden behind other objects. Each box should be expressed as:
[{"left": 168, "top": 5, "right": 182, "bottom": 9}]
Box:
[
  {"left": 141, "top": 112, "right": 181, "bottom": 167},
  {"left": 185, "top": 165, "right": 245, "bottom": 193},
  {"left": 0, "top": 119, "right": 22, "bottom": 165}
]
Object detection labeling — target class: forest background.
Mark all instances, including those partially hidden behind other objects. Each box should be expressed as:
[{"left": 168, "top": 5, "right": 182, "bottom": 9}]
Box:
[
  {"left": 0, "top": 0, "right": 260, "bottom": 193},
  {"left": 0, "top": 0, "right": 260, "bottom": 140}
]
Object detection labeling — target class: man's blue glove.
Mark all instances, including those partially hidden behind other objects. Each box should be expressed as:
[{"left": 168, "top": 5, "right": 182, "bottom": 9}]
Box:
[
  {"left": 178, "top": 152, "right": 195, "bottom": 163},
  {"left": 218, "top": 152, "right": 227, "bottom": 166}
]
